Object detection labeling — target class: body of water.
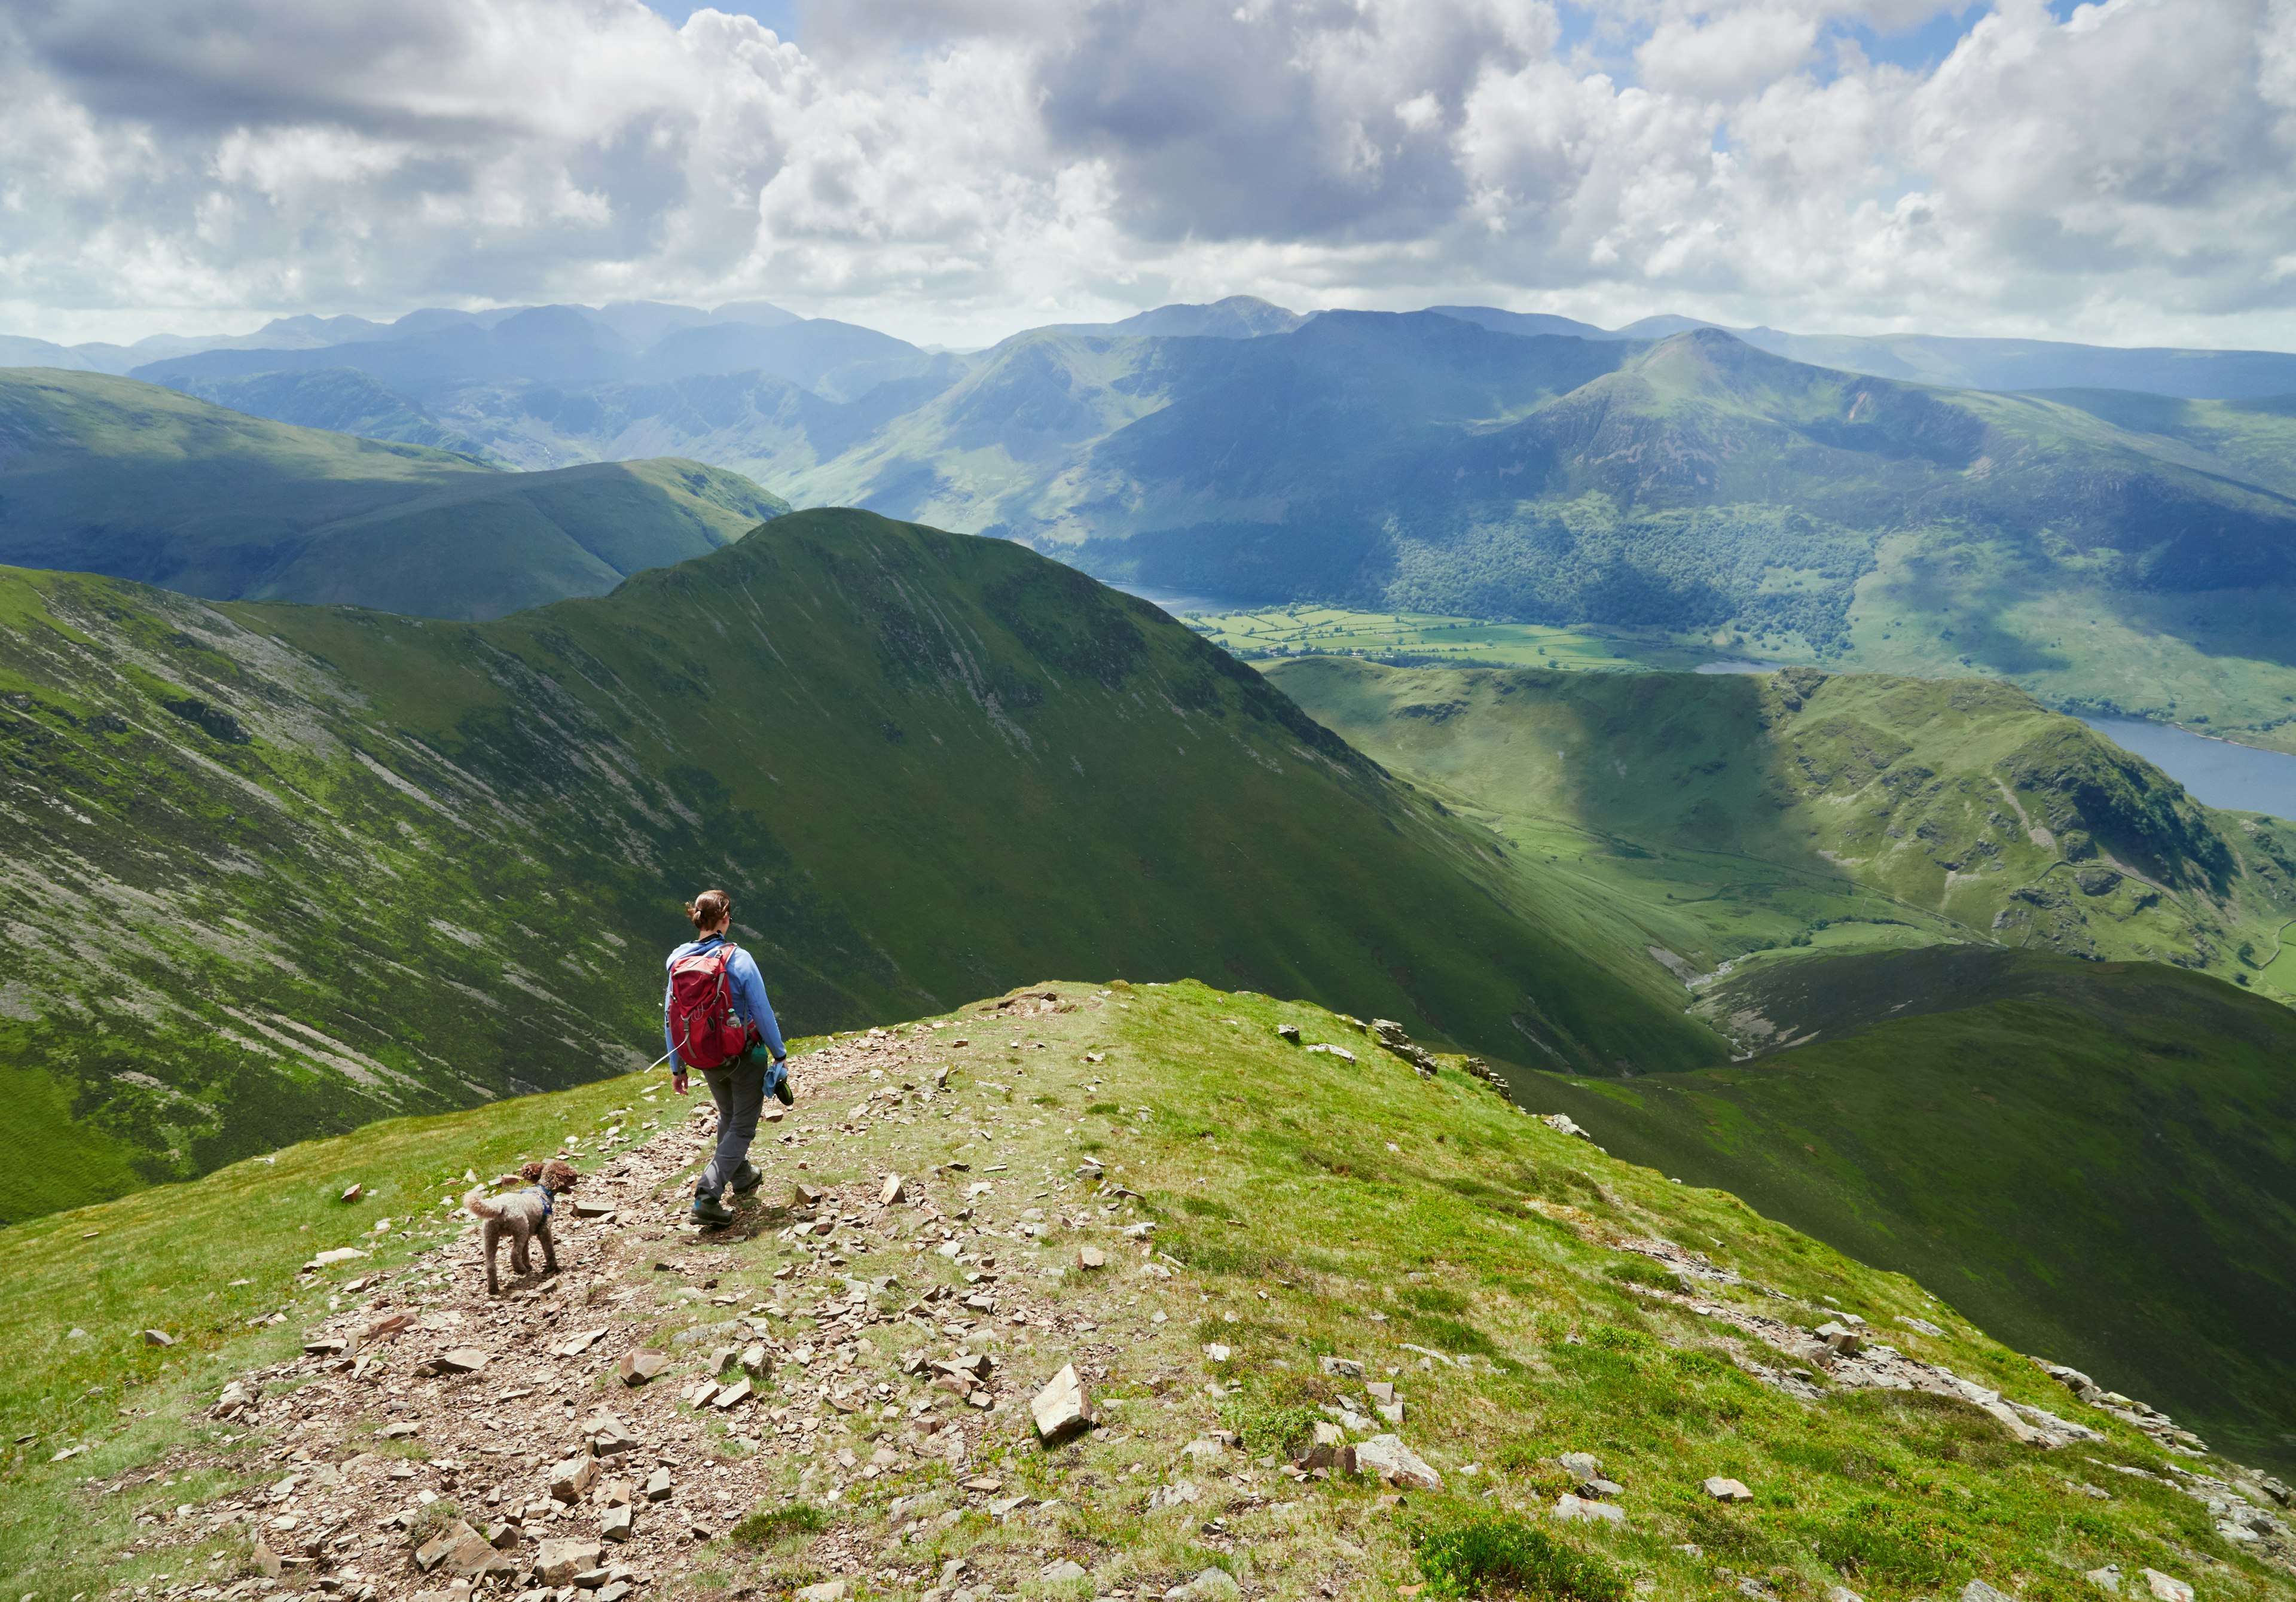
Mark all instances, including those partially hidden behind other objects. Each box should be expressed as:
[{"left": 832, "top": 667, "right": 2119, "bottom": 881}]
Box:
[
  {"left": 2080, "top": 717, "right": 2296, "bottom": 821},
  {"left": 1693, "top": 658, "right": 1782, "bottom": 676}
]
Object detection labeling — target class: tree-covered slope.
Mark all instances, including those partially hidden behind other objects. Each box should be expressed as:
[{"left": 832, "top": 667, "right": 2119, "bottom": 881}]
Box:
[
  {"left": 1519, "top": 948, "right": 2296, "bottom": 1472},
  {"left": 1266, "top": 657, "right": 2296, "bottom": 993},
  {"left": 0, "top": 370, "right": 788, "bottom": 619},
  {"left": 0, "top": 509, "right": 1720, "bottom": 1221}
]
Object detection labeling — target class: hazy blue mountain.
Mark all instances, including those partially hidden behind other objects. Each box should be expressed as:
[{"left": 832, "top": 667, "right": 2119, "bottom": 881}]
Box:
[
  {"left": 1045, "top": 295, "right": 1308, "bottom": 339},
  {"left": 164, "top": 367, "right": 502, "bottom": 459}
]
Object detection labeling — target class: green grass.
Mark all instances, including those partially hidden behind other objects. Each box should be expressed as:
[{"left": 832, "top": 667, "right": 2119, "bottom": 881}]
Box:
[
  {"left": 1521, "top": 948, "right": 2296, "bottom": 1473},
  {"left": 0, "top": 369, "right": 787, "bottom": 620},
  {"left": 1183, "top": 606, "right": 1712, "bottom": 672},
  {"left": 4, "top": 978, "right": 2288, "bottom": 1602},
  {"left": 1267, "top": 657, "right": 2296, "bottom": 990},
  {"left": 0, "top": 510, "right": 1721, "bottom": 1220}
]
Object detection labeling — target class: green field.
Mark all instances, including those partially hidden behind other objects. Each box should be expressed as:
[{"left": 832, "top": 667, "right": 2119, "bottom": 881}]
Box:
[
  {"left": 1184, "top": 606, "right": 1718, "bottom": 672},
  {"left": 5, "top": 977, "right": 2291, "bottom": 1599}
]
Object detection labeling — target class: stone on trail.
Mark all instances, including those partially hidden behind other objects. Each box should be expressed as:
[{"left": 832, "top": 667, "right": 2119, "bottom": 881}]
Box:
[
  {"left": 616, "top": 1350, "right": 667, "bottom": 1386},
  {"left": 881, "top": 1173, "right": 906, "bottom": 1206},
  {"left": 2142, "top": 1572, "right": 2194, "bottom": 1602},
  {"left": 1031, "top": 1364, "right": 1095, "bottom": 1444},
  {"left": 549, "top": 1456, "right": 600, "bottom": 1503},
  {"left": 1553, "top": 1493, "right": 1627, "bottom": 1527},
  {"left": 1355, "top": 1433, "right": 1442, "bottom": 1491},
  {"left": 537, "top": 1539, "right": 604, "bottom": 1586},
  {"left": 1703, "top": 1476, "right": 1755, "bottom": 1503}
]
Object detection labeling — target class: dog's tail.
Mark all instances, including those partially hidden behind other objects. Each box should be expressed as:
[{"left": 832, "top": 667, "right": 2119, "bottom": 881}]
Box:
[{"left": 463, "top": 1186, "right": 502, "bottom": 1220}]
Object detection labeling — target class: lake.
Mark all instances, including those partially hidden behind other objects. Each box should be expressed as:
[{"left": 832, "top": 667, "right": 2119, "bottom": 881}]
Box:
[
  {"left": 1110, "top": 581, "right": 1257, "bottom": 617},
  {"left": 2080, "top": 717, "right": 2296, "bottom": 821}
]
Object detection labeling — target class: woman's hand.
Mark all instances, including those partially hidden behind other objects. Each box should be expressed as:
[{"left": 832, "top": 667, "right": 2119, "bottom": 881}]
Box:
[{"left": 672, "top": 1070, "right": 689, "bottom": 1096}]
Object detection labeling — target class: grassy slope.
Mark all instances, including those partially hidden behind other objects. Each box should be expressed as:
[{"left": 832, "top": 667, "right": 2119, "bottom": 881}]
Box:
[
  {"left": 1266, "top": 657, "right": 2296, "bottom": 991},
  {"left": 0, "top": 509, "right": 1717, "bottom": 1220},
  {"left": 0, "top": 369, "right": 788, "bottom": 619},
  {"left": 1519, "top": 950, "right": 2296, "bottom": 1472},
  {"left": 4, "top": 979, "right": 2290, "bottom": 1600}
]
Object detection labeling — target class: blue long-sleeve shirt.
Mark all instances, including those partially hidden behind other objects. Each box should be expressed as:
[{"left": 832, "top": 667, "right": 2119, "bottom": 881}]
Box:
[{"left": 662, "top": 936, "right": 785, "bottom": 1070}]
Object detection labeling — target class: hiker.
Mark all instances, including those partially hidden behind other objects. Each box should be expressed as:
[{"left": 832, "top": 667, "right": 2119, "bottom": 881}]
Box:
[{"left": 663, "top": 888, "right": 790, "bottom": 1226}]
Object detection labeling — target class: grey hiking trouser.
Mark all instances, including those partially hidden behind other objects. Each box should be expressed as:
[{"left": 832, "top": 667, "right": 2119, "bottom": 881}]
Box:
[{"left": 697, "top": 1055, "right": 765, "bottom": 1201}]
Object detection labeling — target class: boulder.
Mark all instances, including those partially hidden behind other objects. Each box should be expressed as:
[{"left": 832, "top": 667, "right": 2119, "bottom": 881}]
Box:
[
  {"left": 795, "top": 1582, "right": 848, "bottom": 1602},
  {"left": 2142, "top": 1573, "right": 2194, "bottom": 1602},
  {"left": 616, "top": 1350, "right": 667, "bottom": 1386},
  {"left": 1355, "top": 1434, "right": 1442, "bottom": 1491},
  {"left": 1962, "top": 1583, "right": 2016, "bottom": 1602},
  {"left": 712, "top": 1377, "right": 752, "bottom": 1409},
  {"left": 1702, "top": 1477, "right": 1755, "bottom": 1503},
  {"left": 881, "top": 1174, "right": 906, "bottom": 1206},
  {"left": 1077, "top": 1247, "right": 1107, "bottom": 1270},
  {"left": 421, "top": 1347, "right": 489, "bottom": 1376},
  {"left": 740, "top": 1341, "right": 773, "bottom": 1378},
  {"left": 549, "top": 1455, "right": 600, "bottom": 1502},
  {"left": 536, "top": 1540, "right": 604, "bottom": 1586},
  {"left": 1031, "top": 1364, "right": 1095, "bottom": 1444},
  {"left": 414, "top": 1521, "right": 481, "bottom": 1573},
  {"left": 142, "top": 1329, "right": 175, "bottom": 1348},
  {"left": 600, "top": 1503, "right": 634, "bottom": 1542},
  {"left": 2087, "top": 1569, "right": 2122, "bottom": 1595},
  {"left": 1553, "top": 1494, "right": 1626, "bottom": 1527},
  {"left": 644, "top": 1467, "right": 674, "bottom": 1502},
  {"left": 1559, "top": 1452, "right": 1602, "bottom": 1479},
  {"left": 1043, "top": 1560, "right": 1089, "bottom": 1583},
  {"left": 1318, "top": 1356, "right": 1364, "bottom": 1380}
]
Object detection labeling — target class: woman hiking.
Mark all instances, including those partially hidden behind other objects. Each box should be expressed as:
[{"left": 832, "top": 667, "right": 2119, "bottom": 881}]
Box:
[{"left": 663, "top": 889, "right": 791, "bottom": 1227}]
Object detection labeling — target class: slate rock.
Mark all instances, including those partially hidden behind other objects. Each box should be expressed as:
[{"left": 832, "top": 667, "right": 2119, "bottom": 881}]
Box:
[
  {"left": 600, "top": 1503, "right": 634, "bottom": 1542},
  {"left": 415, "top": 1521, "right": 481, "bottom": 1573},
  {"left": 1553, "top": 1493, "right": 1626, "bottom": 1527},
  {"left": 1355, "top": 1433, "right": 1442, "bottom": 1491},
  {"left": 549, "top": 1455, "right": 600, "bottom": 1502},
  {"left": 2142, "top": 1572, "right": 2194, "bottom": 1602},
  {"left": 1559, "top": 1452, "right": 1602, "bottom": 1479},
  {"left": 1031, "top": 1364, "right": 1095, "bottom": 1444},
  {"left": 644, "top": 1467, "right": 673, "bottom": 1502},
  {"left": 1703, "top": 1476, "right": 1755, "bottom": 1503},
  {"left": 1077, "top": 1247, "right": 1107, "bottom": 1270},
  {"left": 795, "top": 1582, "right": 848, "bottom": 1602},
  {"left": 1962, "top": 1583, "right": 2016, "bottom": 1602},
  {"left": 616, "top": 1350, "right": 667, "bottom": 1386},
  {"left": 536, "top": 1540, "right": 604, "bottom": 1585},
  {"left": 881, "top": 1174, "right": 906, "bottom": 1206}
]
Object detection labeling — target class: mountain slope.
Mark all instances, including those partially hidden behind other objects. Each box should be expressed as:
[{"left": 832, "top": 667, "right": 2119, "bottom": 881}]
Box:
[
  {"left": 0, "top": 509, "right": 1720, "bottom": 1220},
  {"left": 1264, "top": 658, "right": 2296, "bottom": 992},
  {"left": 1520, "top": 948, "right": 2296, "bottom": 1472},
  {"left": 5, "top": 977, "right": 2294, "bottom": 1598},
  {"left": 0, "top": 370, "right": 787, "bottom": 618},
  {"left": 160, "top": 367, "right": 502, "bottom": 460}
]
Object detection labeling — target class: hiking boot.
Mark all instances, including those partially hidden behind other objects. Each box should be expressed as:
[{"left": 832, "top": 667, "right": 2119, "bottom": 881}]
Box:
[
  {"left": 731, "top": 1161, "right": 763, "bottom": 1195},
  {"left": 773, "top": 1070, "right": 794, "bottom": 1107},
  {"left": 691, "top": 1194, "right": 736, "bottom": 1228}
]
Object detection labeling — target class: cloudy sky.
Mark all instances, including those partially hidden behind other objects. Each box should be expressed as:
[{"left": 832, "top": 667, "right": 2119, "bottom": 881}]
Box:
[{"left": 4, "top": 0, "right": 2292, "bottom": 350}]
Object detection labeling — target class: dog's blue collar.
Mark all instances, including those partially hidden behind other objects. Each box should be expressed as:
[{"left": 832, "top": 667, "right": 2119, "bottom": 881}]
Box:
[{"left": 529, "top": 1185, "right": 554, "bottom": 1218}]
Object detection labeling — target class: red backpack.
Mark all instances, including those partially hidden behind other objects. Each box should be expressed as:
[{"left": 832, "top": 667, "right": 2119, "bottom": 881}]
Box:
[{"left": 667, "top": 942, "right": 753, "bottom": 1071}]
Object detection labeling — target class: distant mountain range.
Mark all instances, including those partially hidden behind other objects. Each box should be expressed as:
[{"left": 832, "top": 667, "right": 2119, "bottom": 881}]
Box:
[
  {"left": 7, "top": 295, "right": 2296, "bottom": 747},
  {"left": 0, "top": 371, "right": 786, "bottom": 619}
]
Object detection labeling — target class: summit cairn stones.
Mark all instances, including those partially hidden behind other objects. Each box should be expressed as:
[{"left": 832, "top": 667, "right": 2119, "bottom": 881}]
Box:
[{"left": 1031, "top": 1364, "right": 1095, "bottom": 1444}]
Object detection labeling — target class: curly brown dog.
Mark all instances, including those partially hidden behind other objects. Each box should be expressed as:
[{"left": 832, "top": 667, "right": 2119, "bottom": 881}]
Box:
[{"left": 463, "top": 1159, "right": 578, "bottom": 1295}]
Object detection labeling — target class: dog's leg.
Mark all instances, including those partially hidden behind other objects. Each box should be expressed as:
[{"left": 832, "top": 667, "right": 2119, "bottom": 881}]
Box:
[
  {"left": 483, "top": 1219, "right": 502, "bottom": 1296},
  {"left": 539, "top": 1220, "right": 558, "bottom": 1277},
  {"left": 511, "top": 1223, "right": 532, "bottom": 1278}
]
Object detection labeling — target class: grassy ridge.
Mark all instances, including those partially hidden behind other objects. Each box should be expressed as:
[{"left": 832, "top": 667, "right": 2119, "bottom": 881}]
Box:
[
  {"left": 4, "top": 978, "right": 2290, "bottom": 1600},
  {"left": 0, "top": 509, "right": 1719, "bottom": 1219},
  {"left": 1518, "top": 950, "right": 2296, "bottom": 1473},
  {"left": 1266, "top": 657, "right": 2296, "bottom": 991},
  {"left": 0, "top": 370, "right": 787, "bottom": 619}
]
